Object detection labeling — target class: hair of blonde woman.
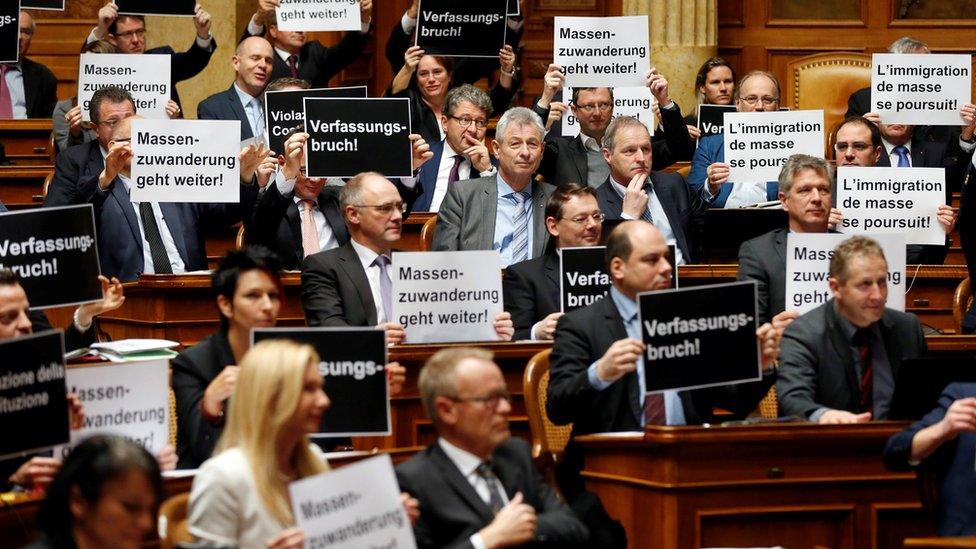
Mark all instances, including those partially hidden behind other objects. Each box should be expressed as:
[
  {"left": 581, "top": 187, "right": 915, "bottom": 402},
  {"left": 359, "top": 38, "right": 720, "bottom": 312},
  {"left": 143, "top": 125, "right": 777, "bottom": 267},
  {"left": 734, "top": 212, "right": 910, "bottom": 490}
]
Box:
[{"left": 216, "top": 339, "right": 329, "bottom": 524}]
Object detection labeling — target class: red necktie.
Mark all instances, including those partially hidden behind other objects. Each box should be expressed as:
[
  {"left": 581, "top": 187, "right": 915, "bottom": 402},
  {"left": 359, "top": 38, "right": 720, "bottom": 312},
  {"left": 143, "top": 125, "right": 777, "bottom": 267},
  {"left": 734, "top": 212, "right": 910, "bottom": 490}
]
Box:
[
  {"left": 644, "top": 392, "right": 666, "bottom": 426},
  {"left": 287, "top": 55, "right": 299, "bottom": 78},
  {"left": 447, "top": 155, "right": 464, "bottom": 184},
  {"left": 0, "top": 65, "right": 13, "bottom": 119},
  {"left": 854, "top": 328, "right": 873, "bottom": 412}
]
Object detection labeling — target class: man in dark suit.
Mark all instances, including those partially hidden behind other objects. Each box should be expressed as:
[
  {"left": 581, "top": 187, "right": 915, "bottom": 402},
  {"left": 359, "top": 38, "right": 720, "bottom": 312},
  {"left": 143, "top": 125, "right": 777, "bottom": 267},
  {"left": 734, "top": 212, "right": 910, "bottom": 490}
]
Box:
[
  {"left": 503, "top": 183, "right": 602, "bottom": 340},
  {"left": 396, "top": 346, "right": 589, "bottom": 549},
  {"left": 4, "top": 11, "right": 57, "bottom": 119},
  {"left": 594, "top": 115, "right": 706, "bottom": 264},
  {"left": 776, "top": 236, "right": 927, "bottom": 423},
  {"left": 432, "top": 108, "right": 556, "bottom": 268},
  {"left": 302, "top": 172, "right": 514, "bottom": 345},
  {"left": 88, "top": 2, "right": 217, "bottom": 110},
  {"left": 884, "top": 382, "right": 976, "bottom": 535},
  {"left": 197, "top": 37, "right": 275, "bottom": 141},
  {"left": 242, "top": 0, "right": 371, "bottom": 89}
]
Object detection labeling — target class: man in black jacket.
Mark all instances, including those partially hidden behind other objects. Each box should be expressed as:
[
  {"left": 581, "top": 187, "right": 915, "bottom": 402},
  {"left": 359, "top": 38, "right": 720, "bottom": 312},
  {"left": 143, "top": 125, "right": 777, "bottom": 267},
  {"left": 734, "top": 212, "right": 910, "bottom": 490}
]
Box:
[{"left": 4, "top": 11, "right": 57, "bottom": 119}]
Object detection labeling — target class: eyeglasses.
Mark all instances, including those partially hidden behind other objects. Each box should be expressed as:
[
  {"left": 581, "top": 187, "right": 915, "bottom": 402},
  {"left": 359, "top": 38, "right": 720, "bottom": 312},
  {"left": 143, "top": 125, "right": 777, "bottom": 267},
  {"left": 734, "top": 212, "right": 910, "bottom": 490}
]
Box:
[
  {"left": 97, "top": 118, "right": 125, "bottom": 129},
  {"left": 738, "top": 96, "right": 779, "bottom": 106},
  {"left": 449, "top": 116, "right": 489, "bottom": 129},
  {"left": 566, "top": 212, "right": 606, "bottom": 225},
  {"left": 354, "top": 201, "right": 407, "bottom": 215},
  {"left": 834, "top": 141, "right": 873, "bottom": 152},
  {"left": 447, "top": 389, "right": 512, "bottom": 408},
  {"left": 575, "top": 102, "right": 612, "bottom": 113},
  {"left": 115, "top": 28, "right": 147, "bottom": 41}
]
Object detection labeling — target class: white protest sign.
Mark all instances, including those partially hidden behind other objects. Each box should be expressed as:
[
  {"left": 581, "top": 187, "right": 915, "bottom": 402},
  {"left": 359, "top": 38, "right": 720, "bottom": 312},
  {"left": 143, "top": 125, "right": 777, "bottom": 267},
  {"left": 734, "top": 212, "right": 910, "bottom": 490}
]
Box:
[
  {"left": 785, "top": 233, "right": 905, "bottom": 315},
  {"left": 561, "top": 86, "right": 656, "bottom": 138},
  {"left": 723, "top": 109, "right": 824, "bottom": 183},
  {"left": 871, "top": 53, "right": 971, "bottom": 126},
  {"left": 290, "top": 454, "right": 416, "bottom": 549},
  {"left": 78, "top": 53, "right": 170, "bottom": 121},
  {"left": 130, "top": 119, "right": 241, "bottom": 203},
  {"left": 64, "top": 360, "right": 169, "bottom": 455},
  {"left": 554, "top": 16, "right": 649, "bottom": 87},
  {"left": 392, "top": 250, "right": 503, "bottom": 343},
  {"left": 836, "top": 166, "right": 946, "bottom": 246},
  {"left": 276, "top": 0, "right": 362, "bottom": 32}
]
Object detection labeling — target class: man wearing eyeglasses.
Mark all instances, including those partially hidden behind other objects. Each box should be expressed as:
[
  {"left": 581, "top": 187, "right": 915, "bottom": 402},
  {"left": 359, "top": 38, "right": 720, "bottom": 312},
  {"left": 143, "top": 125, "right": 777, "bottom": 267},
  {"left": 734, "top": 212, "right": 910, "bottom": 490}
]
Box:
[
  {"left": 2, "top": 11, "right": 57, "bottom": 119},
  {"left": 503, "top": 183, "right": 603, "bottom": 340}
]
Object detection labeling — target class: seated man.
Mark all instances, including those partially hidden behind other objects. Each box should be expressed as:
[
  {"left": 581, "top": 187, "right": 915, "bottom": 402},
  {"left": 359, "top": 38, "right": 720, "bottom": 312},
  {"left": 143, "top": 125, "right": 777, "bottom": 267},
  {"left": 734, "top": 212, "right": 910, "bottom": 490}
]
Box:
[
  {"left": 503, "top": 183, "right": 602, "bottom": 340},
  {"left": 197, "top": 37, "right": 275, "bottom": 141},
  {"left": 688, "top": 70, "right": 783, "bottom": 208},
  {"left": 5, "top": 11, "right": 57, "bottom": 119},
  {"left": 396, "top": 346, "right": 589, "bottom": 549},
  {"left": 432, "top": 108, "right": 555, "bottom": 268},
  {"left": 302, "top": 172, "right": 514, "bottom": 343},
  {"left": 883, "top": 382, "right": 976, "bottom": 535},
  {"left": 776, "top": 236, "right": 927, "bottom": 423},
  {"left": 594, "top": 116, "right": 706, "bottom": 265}
]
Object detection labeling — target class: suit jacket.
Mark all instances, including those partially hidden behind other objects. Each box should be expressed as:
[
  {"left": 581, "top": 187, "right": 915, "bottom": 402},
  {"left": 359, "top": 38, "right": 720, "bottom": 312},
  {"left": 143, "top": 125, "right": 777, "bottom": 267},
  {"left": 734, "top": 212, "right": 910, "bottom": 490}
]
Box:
[
  {"left": 241, "top": 25, "right": 370, "bottom": 89},
  {"left": 83, "top": 174, "right": 258, "bottom": 282},
  {"left": 21, "top": 57, "right": 57, "bottom": 119},
  {"left": 302, "top": 242, "right": 378, "bottom": 327},
  {"left": 29, "top": 311, "right": 95, "bottom": 353},
  {"left": 737, "top": 228, "right": 788, "bottom": 325},
  {"left": 961, "top": 166, "right": 976, "bottom": 331},
  {"left": 593, "top": 172, "right": 706, "bottom": 262},
  {"left": 147, "top": 42, "right": 217, "bottom": 109},
  {"left": 431, "top": 176, "right": 555, "bottom": 261},
  {"left": 45, "top": 140, "right": 105, "bottom": 207},
  {"left": 503, "top": 252, "right": 560, "bottom": 340},
  {"left": 411, "top": 139, "right": 500, "bottom": 212},
  {"left": 688, "top": 134, "right": 779, "bottom": 207},
  {"left": 883, "top": 382, "right": 976, "bottom": 536},
  {"left": 246, "top": 182, "right": 350, "bottom": 270},
  {"left": 387, "top": 84, "right": 517, "bottom": 148},
  {"left": 197, "top": 85, "right": 254, "bottom": 140},
  {"left": 776, "top": 299, "right": 926, "bottom": 419},
  {"left": 396, "top": 438, "right": 589, "bottom": 549},
  {"left": 171, "top": 330, "right": 235, "bottom": 469}
]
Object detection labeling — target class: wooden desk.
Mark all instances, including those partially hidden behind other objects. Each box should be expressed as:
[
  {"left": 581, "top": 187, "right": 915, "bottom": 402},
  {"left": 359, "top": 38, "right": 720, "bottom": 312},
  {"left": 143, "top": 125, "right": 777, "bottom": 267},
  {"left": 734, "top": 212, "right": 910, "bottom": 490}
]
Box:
[
  {"left": 0, "top": 165, "right": 52, "bottom": 209},
  {"left": 577, "top": 422, "right": 936, "bottom": 549},
  {"left": 904, "top": 538, "right": 976, "bottom": 548},
  {"left": 0, "top": 120, "right": 54, "bottom": 166}
]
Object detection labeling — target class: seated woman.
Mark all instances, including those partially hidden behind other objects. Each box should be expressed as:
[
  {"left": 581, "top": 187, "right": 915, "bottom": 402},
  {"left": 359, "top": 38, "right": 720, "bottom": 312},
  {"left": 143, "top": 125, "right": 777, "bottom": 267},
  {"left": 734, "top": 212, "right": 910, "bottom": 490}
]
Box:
[
  {"left": 28, "top": 434, "right": 163, "bottom": 549},
  {"left": 683, "top": 57, "right": 736, "bottom": 139},
  {"left": 187, "top": 339, "right": 418, "bottom": 547}
]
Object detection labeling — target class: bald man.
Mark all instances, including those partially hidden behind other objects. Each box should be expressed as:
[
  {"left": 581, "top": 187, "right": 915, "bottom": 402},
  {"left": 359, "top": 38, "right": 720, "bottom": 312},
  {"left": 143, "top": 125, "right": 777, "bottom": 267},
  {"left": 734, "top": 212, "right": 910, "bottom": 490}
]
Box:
[{"left": 198, "top": 36, "right": 276, "bottom": 140}]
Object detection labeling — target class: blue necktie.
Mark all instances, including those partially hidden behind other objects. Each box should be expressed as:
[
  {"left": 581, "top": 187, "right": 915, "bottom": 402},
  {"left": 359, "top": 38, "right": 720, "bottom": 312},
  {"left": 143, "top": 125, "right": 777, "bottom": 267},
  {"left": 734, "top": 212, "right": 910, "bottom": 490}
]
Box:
[
  {"left": 892, "top": 145, "right": 910, "bottom": 167},
  {"left": 511, "top": 192, "right": 529, "bottom": 263}
]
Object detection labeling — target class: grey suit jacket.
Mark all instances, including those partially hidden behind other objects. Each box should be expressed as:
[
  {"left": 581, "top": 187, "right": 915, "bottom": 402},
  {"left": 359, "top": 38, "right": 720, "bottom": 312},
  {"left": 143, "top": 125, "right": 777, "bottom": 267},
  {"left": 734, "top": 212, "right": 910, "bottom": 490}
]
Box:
[
  {"left": 737, "top": 228, "right": 788, "bottom": 325},
  {"left": 776, "top": 299, "right": 926, "bottom": 420},
  {"left": 301, "top": 242, "right": 378, "bottom": 327},
  {"left": 431, "top": 175, "right": 555, "bottom": 261}
]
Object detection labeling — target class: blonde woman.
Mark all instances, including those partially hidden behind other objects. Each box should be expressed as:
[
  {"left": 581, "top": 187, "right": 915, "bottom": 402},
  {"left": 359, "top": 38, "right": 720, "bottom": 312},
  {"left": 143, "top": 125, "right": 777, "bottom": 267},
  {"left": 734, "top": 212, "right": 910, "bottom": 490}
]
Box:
[{"left": 187, "top": 339, "right": 417, "bottom": 548}]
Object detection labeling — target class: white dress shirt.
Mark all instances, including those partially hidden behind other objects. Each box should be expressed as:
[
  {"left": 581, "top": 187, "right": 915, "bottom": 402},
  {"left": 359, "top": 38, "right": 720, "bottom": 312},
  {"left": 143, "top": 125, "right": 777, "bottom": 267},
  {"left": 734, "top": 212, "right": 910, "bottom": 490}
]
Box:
[
  {"left": 350, "top": 239, "right": 390, "bottom": 324},
  {"left": 882, "top": 138, "right": 913, "bottom": 167},
  {"left": 118, "top": 174, "right": 186, "bottom": 274},
  {"left": 430, "top": 141, "right": 496, "bottom": 211},
  {"left": 274, "top": 171, "right": 338, "bottom": 251},
  {"left": 610, "top": 176, "right": 685, "bottom": 265},
  {"left": 437, "top": 438, "right": 510, "bottom": 549}
]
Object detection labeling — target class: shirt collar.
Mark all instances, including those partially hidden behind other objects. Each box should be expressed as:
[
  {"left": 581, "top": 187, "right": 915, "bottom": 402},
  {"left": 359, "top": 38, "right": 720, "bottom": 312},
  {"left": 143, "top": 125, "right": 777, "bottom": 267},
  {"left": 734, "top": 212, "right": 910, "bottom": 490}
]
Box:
[
  {"left": 274, "top": 46, "right": 297, "bottom": 64},
  {"left": 496, "top": 172, "right": 531, "bottom": 199},
  {"left": 882, "top": 137, "right": 912, "bottom": 155},
  {"left": 437, "top": 437, "right": 484, "bottom": 477},
  {"left": 443, "top": 139, "right": 461, "bottom": 159},
  {"left": 578, "top": 132, "right": 601, "bottom": 152},
  {"left": 610, "top": 286, "right": 638, "bottom": 323},
  {"left": 833, "top": 300, "right": 879, "bottom": 341},
  {"left": 232, "top": 82, "right": 260, "bottom": 108},
  {"left": 349, "top": 238, "right": 387, "bottom": 271},
  {"left": 2, "top": 62, "right": 22, "bottom": 73}
]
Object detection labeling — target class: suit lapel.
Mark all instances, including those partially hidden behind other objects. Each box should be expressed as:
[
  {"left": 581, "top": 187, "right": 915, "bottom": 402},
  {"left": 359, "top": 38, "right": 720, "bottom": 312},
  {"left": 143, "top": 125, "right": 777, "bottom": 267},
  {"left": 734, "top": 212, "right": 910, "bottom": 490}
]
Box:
[
  {"left": 419, "top": 142, "right": 446, "bottom": 210},
  {"left": 111, "top": 180, "right": 143, "bottom": 248},
  {"left": 543, "top": 253, "right": 560, "bottom": 295},
  {"left": 285, "top": 201, "right": 304, "bottom": 259},
  {"left": 492, "top": 451, "right": 525, "bottom": 503},
  {"left": 225, "top": 86, "right": 253, "bottom": 140},
  {"left": 479, "top": 178, "right": 498, "bottom": 250},
  {"left": 531, "top": 184, "right": 549, "bottom": 257},
  {"left": 651, "top": 174, "right": 689, "bottom": 257},
  {"left": 598, "top": 177, "right": 623, "bottom": 217},
  {"left": 825, "top": 303, "right": 860, "bottom": 404},
  {"left": 336, "top": 244, "right": 377, "bottom": 324},
  {"left": 571, "top": 137, "right": 588, "bottom": 184},
  {"left": 429, "top": 444, "right": 495, "bottom": 524},
  {"left": 159, "top": 203, "right": 190, "bottom": 265},
  {"left": 20, "top": 62, "right": 37, "bottom": 116},
  {"left": 318, "top": 191, "right": 348, "bottom": 245},
  {"left": 773, "top": 229, "right": 788, "bottom": 272},
  {"left": 600, "top": 297, "right": 642, "bottom": 423},
  {"left": 879, "top": 312, "right": 904, "bottom": 382}
]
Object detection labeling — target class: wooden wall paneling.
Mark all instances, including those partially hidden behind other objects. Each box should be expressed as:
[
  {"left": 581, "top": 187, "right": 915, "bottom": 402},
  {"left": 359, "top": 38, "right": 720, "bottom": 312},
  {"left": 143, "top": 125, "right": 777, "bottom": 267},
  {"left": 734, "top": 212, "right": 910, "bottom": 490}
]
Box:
[
  {"left": 872, "top": 503, "right": 939, "bottom": 549},
  {"left": 765, "top": 0, "right": 868, "bottom": 27},
  {"left": 29, "top": 19, "right": 96, "bottom": 101},
  {"left": 717, "top": 0, "right": 744, "bottom": 27},
  {"left": 696, "top": 504, "right": 855, "bottom": 549}
]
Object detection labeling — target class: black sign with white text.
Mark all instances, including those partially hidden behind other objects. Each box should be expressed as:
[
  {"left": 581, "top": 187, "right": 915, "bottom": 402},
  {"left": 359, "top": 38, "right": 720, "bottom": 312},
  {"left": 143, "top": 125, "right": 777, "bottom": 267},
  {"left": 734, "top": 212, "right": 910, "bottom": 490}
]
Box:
[
  {"left": 303, "top": 97, "right": 413, "bottom": 178},
  {"left": 560, "top": 246, "right": 610, "bottom": 313},
  {"left": 0, "top": 205, "right": 102, "bottom": 309},
  {"left": 252, "top": 328, "right": 391, "bottom": 437},
  {"left": 115, "top": 0, "right": 195, "bottom": 16},
  {"left": 0, "top": 330, "right": 68, "bottom": 460},
  {"left": 638, "top": 281, "right": 760, "bottom": 393},
  {"left": 416, "top": 0, "right": 508, "bottom": 58},
  {"left": 22, "top": 0, "right": 63, "bottom": 10},
  {"left": 508, "top": 0, "right": 519, "bottom": 16},
  {"left": 264, "top": 86, "right": 367, "bottom": 159},
  {"left": 0, "top": 2, "right": 19, "bottom": 64},
  {"left": 696, "top": 104, "right": 737, "bottom": 140}
]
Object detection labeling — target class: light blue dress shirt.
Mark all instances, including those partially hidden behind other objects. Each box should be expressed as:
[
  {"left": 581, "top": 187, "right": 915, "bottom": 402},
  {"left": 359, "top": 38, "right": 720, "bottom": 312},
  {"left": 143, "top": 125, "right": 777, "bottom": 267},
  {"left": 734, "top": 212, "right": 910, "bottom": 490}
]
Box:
[
  {"left": 232, "top": 83, "right": 264, "bottom": 138},
  {"left": 492, "top": 174, "right": 534, "bottom": 268},
  {"left": 3, "top": 63, "right": 27, "bottom": 119}
]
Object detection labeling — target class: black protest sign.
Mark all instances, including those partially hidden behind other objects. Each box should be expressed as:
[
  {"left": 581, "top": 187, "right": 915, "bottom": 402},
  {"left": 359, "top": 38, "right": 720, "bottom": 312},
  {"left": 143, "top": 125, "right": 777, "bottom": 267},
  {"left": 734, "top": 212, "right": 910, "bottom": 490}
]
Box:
[
  {"left": 265, "top": 86, "right": 367, "bottom": 158},
  {"left": 22, "top": 0, "right": 63, "bottom": 10},
  {"left": 0, "top": 3, "right": 18, "bottom": 64},
  {"left": 638, "top": 281, "right": 760, "bottom": 393},
  {"left": 0, "top": 330, "right": 68, "bottom": 460},
  {"left": 416, "top": 0, "right": 508, "bottom": 58},
  {"left": 696, "top": 104, "right": 737, "bottom": 140},
  {"left": 0, "top": 205, "right": 102, "bottom": 309},
  {"left": 507, "top": 0, "right": 519, "bottom": 16},
  {"left": 116, "top": 0, "right": 195, "bottom": 16},
  {"left": 304, "top": 97, "right": 413, "bottom": 178},
  {"left": 560, "top": 246, "right": 610, "bottom": 313},
  {"left": 253, "top": 328, "right": 390, "bottom": 436}
]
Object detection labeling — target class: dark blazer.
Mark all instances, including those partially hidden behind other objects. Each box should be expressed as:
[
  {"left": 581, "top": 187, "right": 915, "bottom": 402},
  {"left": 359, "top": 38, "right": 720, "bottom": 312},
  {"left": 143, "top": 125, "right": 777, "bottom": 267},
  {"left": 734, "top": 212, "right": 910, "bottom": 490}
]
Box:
[
  {"left": 246, "top": 182, "right": 350, "bottom": 270},
  {"left": 395, "top": 438, "right": 589, "bottom": 549},
  {"left": 29, "top": 311, "right": 95, "bottom": 353},
  {"left": 776, "top": 299, "right": 926, "bottom": 419},
  {"left": 171, "top": 330, "right": 235, "bottom": 469},
  {"left": 687, "top": 134, "right": 779, "bottom": 207},
  {"left": 241, "top": 25, "right": 370, "bottom": 89},
  {"left": 503, "top": 252, "right": 560, "bottom": 340},
  {"left": 82, "top": 174, "right": 258, "bottom": 282},
  {"left": 197, "top": 85, "right": 254, "bottom": 140},
  {"left": 302, "top": 242, "right": 377, "bottom": 327},
  {"left": 737, "top": 228, "right": 788, "bottom": 325},
  {"left": 960, "top": 166, "right": 976, "bottom": 331},
  {"left": 21, "top": 57, "right": 58, "bottom": 119},
  {"left": 148, "top": 42, "right": 218, "bottom": 109},
  {"left": 593, "top": 172, "right": 706, "bottom": 263},
  {"left": 884, "top": 382, "right": 976, "bottom": 536},
  {"left": 45, "top": 140, "right": 105, "bottom": 207}
]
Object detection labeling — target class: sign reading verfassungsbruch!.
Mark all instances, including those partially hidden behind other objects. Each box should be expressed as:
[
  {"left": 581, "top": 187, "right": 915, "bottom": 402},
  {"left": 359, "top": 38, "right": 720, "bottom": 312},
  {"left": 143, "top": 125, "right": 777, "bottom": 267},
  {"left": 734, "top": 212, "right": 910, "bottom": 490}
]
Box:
[
  {"left": 264, "top": 86, "right": 367, "bottom": 158},
  {"left": 275, "top": 0, "right": 362, "bottom": 32},
  {"left": 871, "top": 53, "right": 972, "bottom": 126},
  {"left": 696, "top": 104, "right": 737, "bottom": 140},
  {"left": 415, "top": 0, "right": 508, "bottom": 58},
  {"left": 560, "top": 246, "right": 610, "bottom": 312},
  {"left": 78, "top": 53, "right": 170, "bottom": 121},
  {"left": 553, "top": 15, "right": 650, "bottom": 88}
]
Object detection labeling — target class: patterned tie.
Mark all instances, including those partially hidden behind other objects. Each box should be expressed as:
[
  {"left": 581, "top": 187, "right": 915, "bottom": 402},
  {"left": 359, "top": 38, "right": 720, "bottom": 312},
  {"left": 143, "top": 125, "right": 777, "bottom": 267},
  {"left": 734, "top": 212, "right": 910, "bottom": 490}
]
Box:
[
  {"left": 447, "top": 155, "right": 464, "bottom": 185},
  {"left": 853, "top": 328, "right": 873, "bottom": 412},
  {"left": 892, "top": 145, "right": 911, "bottom": 167},
  {"left": 644, "top": 392, "right": 666, "bottom": 426},
  {"left": 139, "top": 202, "right": 173, "bottom": 274},
  {"left": 475, "top": 461, "right": 506, "bottom": 514},
  {"left": 287, "top": 54, "right": 299, "bottom": 78},
  {"left": 0, "top": 65, "right": 13, "bottom": 119},
  {"left": 640, "top": 183, "right": 654, "bottom": 223},
  {"left": 373, "top": 254, "right": 393, "bottom": 323},
  {"left": 299, "top": 199, "right": 320, "bottom": 257},
  {"left": 510, "top": 191, "right": 530, "bottom": 263}
]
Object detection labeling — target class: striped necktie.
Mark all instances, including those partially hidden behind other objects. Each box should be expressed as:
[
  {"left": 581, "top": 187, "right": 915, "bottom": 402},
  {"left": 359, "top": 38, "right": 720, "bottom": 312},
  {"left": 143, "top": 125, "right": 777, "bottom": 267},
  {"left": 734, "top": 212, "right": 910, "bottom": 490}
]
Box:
[{"left": 510, "top": 191, "right": 530, "bottom": 263}]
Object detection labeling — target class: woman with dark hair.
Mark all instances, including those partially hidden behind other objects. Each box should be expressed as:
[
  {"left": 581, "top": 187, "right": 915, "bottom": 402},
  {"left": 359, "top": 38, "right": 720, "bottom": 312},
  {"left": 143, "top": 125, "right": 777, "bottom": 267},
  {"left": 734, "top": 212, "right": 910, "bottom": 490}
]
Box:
[
  {"left": 684, "top": 57, "right": 737, "bottom": 139},
  {"left": 28, "top": 434, "right": 162, "bottom": 549}
]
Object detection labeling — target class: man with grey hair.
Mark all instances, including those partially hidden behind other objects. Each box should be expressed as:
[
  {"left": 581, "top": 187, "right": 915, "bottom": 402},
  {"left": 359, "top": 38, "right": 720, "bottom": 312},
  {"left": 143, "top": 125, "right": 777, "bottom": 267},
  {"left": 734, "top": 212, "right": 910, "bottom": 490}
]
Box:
[
  {"left": 432, "top": 107, "right": 556, "bottom": 268},
  {"left": 3, "top": 10, "right": 57, "bottom": 119},
  {"left": 594, "top": 115, "right": 706, "bottom": 264}
]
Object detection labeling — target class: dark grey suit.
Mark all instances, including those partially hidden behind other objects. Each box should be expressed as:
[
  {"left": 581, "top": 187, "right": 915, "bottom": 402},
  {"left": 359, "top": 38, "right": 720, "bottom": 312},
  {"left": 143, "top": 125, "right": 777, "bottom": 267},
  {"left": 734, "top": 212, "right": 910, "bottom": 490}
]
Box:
[
  {"left": 776, "top": 299, "right": 926, "bottom": 419},
  {"left": 45, "top": 140, "right": 105, "bottom": 207},
  {"left": 197, "top": 85, "right": 256, "bottom": 141},
  {"left": 431, "top": 176, "right": 555, "bottom": 261},
  {"left": 503, "top": 252, "right": 560, "bottom": 340},
  {"left": 301, "top": 242, "right": 378, "bottom": 327},
  {"left": 737, "top": 228, "right": 788, "bottom": 325}
]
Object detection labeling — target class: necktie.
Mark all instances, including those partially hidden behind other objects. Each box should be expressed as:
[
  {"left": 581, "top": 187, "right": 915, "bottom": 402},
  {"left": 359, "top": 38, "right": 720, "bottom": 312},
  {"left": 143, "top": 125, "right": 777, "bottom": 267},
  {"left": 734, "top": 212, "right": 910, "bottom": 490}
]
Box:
[
  {"left": 892, "top": 145, "right": 911, "bottom": 167},
  {"left": 299, "top": 199, "right": 320, "bottom": 257},
  {"left": 644, "top": 392, "right": 666, "bottom": 426},
  {"left": 510, "top": 191, "right": 530, "bottom": 263},
  {"left": 853, "top": 328, "right": 873, "bottom": 412},
  {"left": 475, "top": 461, "right": 505, "bottom": 514},
  {"left": 0, "top": 65, "right": 13, "bottom": 119},
  {"left": 139, "top": 202, "right": 173, "bottom": 274},
  {"left": 373, "top": 255, "right": 393, "bottom": 323},
  {"left": 640, "top": 183, "right": 654, "bottom": 223},
  {"left": 287, "top": 54, "right": 299, "bottom": 78},
  {"left": 447, "top": 155, "right": 464, "bottom": 185}
]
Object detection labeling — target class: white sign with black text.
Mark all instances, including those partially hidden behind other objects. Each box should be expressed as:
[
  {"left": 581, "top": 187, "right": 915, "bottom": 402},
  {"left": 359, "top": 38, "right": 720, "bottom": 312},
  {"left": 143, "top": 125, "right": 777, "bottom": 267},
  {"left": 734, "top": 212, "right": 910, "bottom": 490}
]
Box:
[
  {"left": 275, "top": 0, "right": 362, "bottom": 32},
  {"left": 561, "top": 86, "right": 655, "bottom": 138},
  {"left": 870, "top": 53, "right": 971, "bottom": 126},
  {"left": 553, "top": 16, "right": 649, "bottom": 88},
  {"left": 78, "top": 53, "right": 170, "bottom": 121},
  {"left": 723, "top": 109, "right": 824, "bottom": 183}
]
